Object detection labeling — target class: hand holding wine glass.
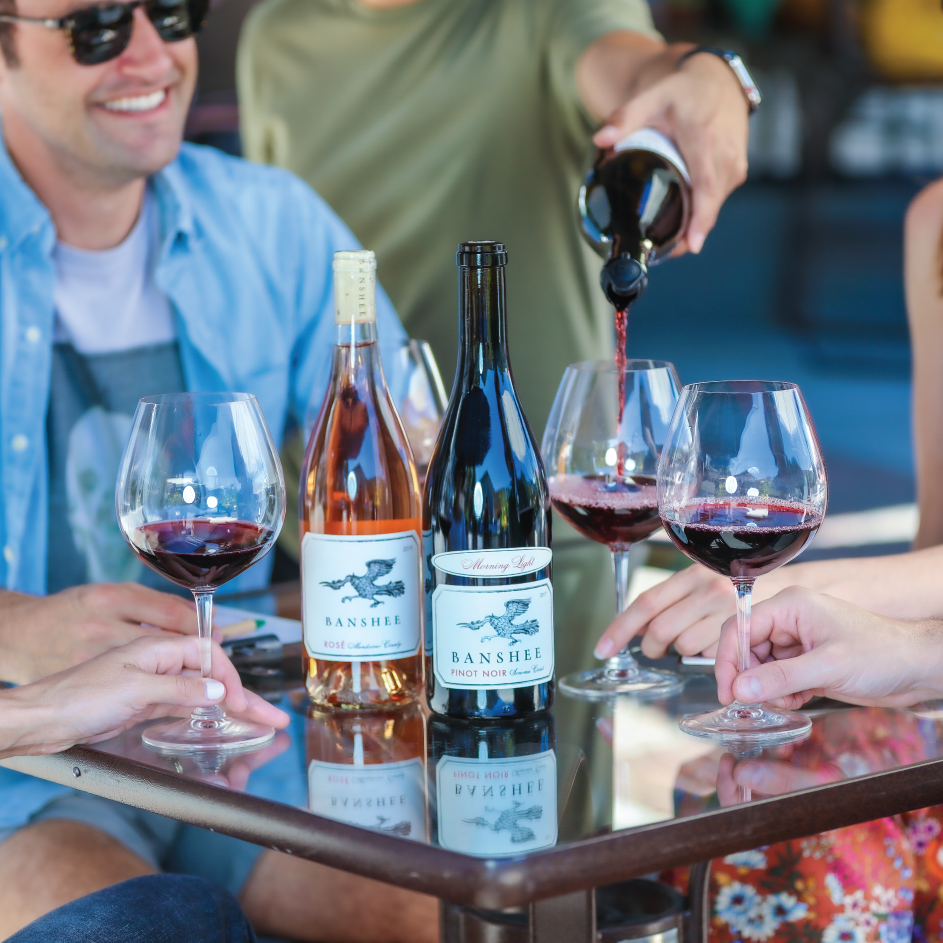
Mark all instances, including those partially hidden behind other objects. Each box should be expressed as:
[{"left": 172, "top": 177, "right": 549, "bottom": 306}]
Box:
[
  {"left": 117, "top": 392, "right": 286, "bottom": 752},
  {"left": 658, "top": 380, "right": 827, "bottom": 742},
  {"left": 715, "top": 586, "right": 943, "bottom": 710},
  {"left": 541, "top": 359, "right": 683, "bottom": 697}
]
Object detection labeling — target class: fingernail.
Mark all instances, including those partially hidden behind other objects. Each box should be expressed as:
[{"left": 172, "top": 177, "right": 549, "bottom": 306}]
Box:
[
  {"left": 595, "top": 637, "right": 616, "bottom": 659},
  {"left": 688, "top": 232, "right": 705, "bottom": 254},
  {"left": 204, "top": 679, "right": 225, "bottom": 700},
  {"left": 594, "top": 125, "right": 618, "bottom": 143},
  {"left": 736, "top": 675, "right": 762, "bottom": 702}
]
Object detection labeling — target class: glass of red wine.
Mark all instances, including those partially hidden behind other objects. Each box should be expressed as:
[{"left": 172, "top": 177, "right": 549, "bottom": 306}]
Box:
[
  {"left": 658, "top": 380, "right": 827, "bottom": 743},
  {"left": 117, "top": 392, "right": 286, "bottom": 752},
  {"left": 541, "top": 360, "right": 684, "bottom": 697}
]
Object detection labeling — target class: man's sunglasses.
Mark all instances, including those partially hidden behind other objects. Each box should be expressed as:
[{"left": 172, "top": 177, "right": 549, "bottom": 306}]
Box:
[{"left": 0, "top": 0, "right": 209, "bottom": 65}]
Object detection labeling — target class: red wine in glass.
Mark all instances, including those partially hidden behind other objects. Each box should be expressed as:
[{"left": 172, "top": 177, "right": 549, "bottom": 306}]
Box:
[
  {"left": 133, "top": 520, "right": 275, "bottom": 590},
  {"left": 661, "top": 498, "right": 822, "bottom": 580},
  {"left": 658, "top": 379, "right": 827, "bottom": 744},
  {"left": 541, "top": 359, "right": 682, "bottom": 698},
  {"left": 549, "top": 474, "right": 660, "bottom": 547},
  {"left": 117, "top": 391, "right": 286, "bottom": 753}
]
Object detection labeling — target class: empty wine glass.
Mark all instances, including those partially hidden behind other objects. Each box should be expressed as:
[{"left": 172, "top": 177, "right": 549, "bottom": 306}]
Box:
[
  {"left": 541, "top": 360, "right": 684, "bottom": 697},
  {"left": 658, "top": 380, "right": 827, "bottom": 743},
  {"left": 395, "top": 339, "right": 447, "bottom": 490},
  {"left": 117, "top": 392, "right": 286, "bottom": 752}
]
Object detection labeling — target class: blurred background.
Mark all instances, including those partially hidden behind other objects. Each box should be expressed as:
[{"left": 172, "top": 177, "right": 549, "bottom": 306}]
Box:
[{"left": 187, "top": 0, "right": 938, "bottom": 568}]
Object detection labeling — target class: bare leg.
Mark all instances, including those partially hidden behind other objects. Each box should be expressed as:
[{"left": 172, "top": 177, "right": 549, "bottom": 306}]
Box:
[
  {"left": 0, "top": 820, "right": 154, "bottom": 939},
  {"left": 240, "top": 850, "right": 439, "bottom": 943}
]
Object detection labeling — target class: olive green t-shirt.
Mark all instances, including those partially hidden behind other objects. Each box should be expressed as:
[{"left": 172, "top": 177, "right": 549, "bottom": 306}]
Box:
[{"left": 238, "top": 0, "right": 659, "bottom": 438}]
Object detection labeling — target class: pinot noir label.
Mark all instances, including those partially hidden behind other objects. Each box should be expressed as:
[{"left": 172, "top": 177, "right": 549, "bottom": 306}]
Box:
[
  {"left": 431, "top": 579, "right": 554, "bottom": 690},
  {"left": 308, "top": 757, "right": 427, "bottom": 841},
  {"left": 432, "top": 547, "right": 552, "bottom": 579},
  {"left": 435, "top": 750, "right": 557, "bottom": 855},
  {"left": 302, "top": 530, "right": 421, "bottom": 660}
]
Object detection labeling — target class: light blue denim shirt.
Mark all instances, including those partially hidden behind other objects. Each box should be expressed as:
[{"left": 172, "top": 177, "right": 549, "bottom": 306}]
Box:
[{"left": 0, "top": 135, "right": 406, "bottom": 827}]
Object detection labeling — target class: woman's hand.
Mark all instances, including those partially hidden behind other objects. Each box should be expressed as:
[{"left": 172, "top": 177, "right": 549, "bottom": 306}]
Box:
[
  {"left": 714, "top": 587, "right": 943, "bottom": 710},
  {"left": 0, "top": 635, "right": 290, "bottom": 757}
]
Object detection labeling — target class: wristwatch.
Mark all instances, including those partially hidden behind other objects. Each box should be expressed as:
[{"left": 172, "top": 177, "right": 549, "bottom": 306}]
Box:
[{"left": 678, "top": 46, "right": 762, "bottom": 114}]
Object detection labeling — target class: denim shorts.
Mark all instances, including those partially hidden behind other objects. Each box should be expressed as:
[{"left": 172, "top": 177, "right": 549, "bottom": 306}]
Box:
[{"left": 0, "top": 792, "right": 265, "bottom": 897}]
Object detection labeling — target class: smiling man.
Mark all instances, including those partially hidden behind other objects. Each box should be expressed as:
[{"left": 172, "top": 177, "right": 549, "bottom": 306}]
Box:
[{"left": 0, "top": 0, "right": 433, "bottom": 939}]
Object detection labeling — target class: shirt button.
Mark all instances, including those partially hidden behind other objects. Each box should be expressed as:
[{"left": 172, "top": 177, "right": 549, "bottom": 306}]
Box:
[
  {"left": 0, "top": 236, "right": 7, "bottom": 250},
  {"left": 24, "top": 327, "right": 41, "bottom": 344},
  {"left": 30, "top": 225, "right": 40, "bottom": 235},
  {"left": 3, "top": 547, "right": 13, "bottom": 565},
  {"left": 11, "top": 435, "right": 28, "bottom": 452}
]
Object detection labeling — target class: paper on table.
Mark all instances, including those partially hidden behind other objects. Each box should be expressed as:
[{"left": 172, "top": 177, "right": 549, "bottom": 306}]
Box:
[{"left": 214, "top": 604, "right": 302, "bottom": 644}]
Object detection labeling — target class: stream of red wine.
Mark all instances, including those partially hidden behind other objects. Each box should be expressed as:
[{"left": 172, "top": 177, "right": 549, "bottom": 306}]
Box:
[{"left": 615, "top": 305, "right": 629, "bottom": 478}]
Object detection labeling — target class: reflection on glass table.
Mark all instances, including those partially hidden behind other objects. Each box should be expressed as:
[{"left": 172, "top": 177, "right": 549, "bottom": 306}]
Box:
[
  {"left": 85, "top": 673, "right": 943, "bottom": 853},
  {"left": 305, "top": 704, "right": 428, "bottom": 842}
]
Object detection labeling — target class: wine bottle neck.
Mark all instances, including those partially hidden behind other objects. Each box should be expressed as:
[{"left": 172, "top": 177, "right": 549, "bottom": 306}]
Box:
[
  {"left": 457, "top": 265, "right": 509, "bottom": 378},
  {"left": 332, "top": 321, "right": 386, "bottom": 388}
]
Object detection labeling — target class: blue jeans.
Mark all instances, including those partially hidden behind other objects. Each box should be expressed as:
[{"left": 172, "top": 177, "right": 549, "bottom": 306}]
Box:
[{"left": 8, "top": 874, "right": 258, "bottom": 943}]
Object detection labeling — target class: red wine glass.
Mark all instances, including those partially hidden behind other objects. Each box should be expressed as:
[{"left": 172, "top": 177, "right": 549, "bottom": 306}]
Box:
[
  {"left": 117, "top": 392, "right": 286, "bottom": 752},
  {"left": 541, "top": 360, "right": 684, "bottom": 697},
  {"left": 658, "top": 380, "right": 827, "bottom": 743}
]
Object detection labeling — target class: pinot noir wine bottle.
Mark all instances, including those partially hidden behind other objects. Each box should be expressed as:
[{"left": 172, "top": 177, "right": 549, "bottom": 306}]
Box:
[
  {"left": 579, "top": 128, "right": 691, "bottom": 308},
  {"left": 300, "top": 250, "right": 423, "bottom": 709},
  {"left": 424, "top": 241, "right": 553, "bottom": 720},
  {"left": 429, "top": 714, "right": 556, "bottom": 856}
]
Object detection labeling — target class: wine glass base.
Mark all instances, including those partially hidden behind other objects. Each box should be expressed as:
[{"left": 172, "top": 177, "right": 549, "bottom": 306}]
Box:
[
  {"left": 559, "top": 666, "right": 684, "bottom": 700},
  {"left": 680, "top": 704, "right": 811, "bottom": 744},
  {"left": 142, "top": 716, "right": 276, "bottom": 754}
]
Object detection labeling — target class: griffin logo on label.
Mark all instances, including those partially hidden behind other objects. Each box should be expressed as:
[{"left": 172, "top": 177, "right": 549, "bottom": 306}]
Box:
[
  {"left": 320, "top": 559, "right": 404, "bottom": 608},
  {"left": 459, "top": 599, "right": 539, "bottom": 646},
  {"left": 464, "top": 801, "right": 543, "bottom": 844}
]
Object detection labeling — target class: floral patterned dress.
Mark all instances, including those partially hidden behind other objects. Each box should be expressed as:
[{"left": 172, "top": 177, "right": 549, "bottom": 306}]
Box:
[{"left": 665, "top": 709, "right": 943, "bottom": 942}]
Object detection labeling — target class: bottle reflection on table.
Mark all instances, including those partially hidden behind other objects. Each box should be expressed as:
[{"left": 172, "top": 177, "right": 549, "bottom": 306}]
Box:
[
  {"left": 304, "top": 703, "right": 428, "bottom": 841},
  {"left": 429, "top": 714, "right": 557, "bottom": 857}
]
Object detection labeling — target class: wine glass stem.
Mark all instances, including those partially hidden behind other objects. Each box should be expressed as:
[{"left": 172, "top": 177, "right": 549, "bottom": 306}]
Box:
[
  {"left": 731, "top": 579, "right": 755, "bottom": 713},
  {"left": 192, "top": 589, "right": 223, "bottom": 727},
  {"left": 605, "top": 546, "right": 640, "bottom": 678}
]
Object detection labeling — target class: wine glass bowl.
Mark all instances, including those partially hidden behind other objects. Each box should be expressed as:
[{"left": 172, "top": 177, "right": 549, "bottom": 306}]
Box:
[
  {"left": 541, "top": 360, "right": 684, "bottom": 698},
  {"left": 117, "top": 392, "right": 286, "bottom": 752},
  {"left": 395, "top": 339, "right": 447, "bottom": 490},
  {"left": 658, "top": 380, "right": 827, "bottom": 743}
]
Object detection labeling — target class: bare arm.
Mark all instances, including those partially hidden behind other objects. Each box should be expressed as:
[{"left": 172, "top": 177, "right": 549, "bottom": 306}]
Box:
[
  {"left": 594, "top": 544, "right": 943, "bottom": 662},
  {"left": 905, "top": 179, "right": 943, "bottom": 549},
  {"left": 576, "top": 35, "right": 750, "bottom": 254}
]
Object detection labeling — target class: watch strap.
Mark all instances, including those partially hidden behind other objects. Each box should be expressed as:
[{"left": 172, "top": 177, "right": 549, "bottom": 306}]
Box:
[{"left": 678, "top": 45, "right": 762, "bottom": 114}]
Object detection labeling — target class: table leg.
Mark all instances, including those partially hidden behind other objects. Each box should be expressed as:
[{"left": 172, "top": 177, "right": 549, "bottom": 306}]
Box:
[
  {"left": 529, "top": 889, "right": 596, "bottom": 943},
  {"left": 685, "top": 860, "right": 712, "bottom": 943},
  {"left": 440, "top": 900, "right": 464, "bottom": 943}
]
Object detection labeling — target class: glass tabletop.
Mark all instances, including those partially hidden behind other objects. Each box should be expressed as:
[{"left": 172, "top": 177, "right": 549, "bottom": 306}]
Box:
[{"left": 84, "top": 619, "right": 943, "bottom": 861}]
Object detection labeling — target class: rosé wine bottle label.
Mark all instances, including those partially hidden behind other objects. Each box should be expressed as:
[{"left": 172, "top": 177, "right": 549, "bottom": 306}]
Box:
[
  {"left": 436, "top": 750, "right": 557, "bottom": 856},
  {"left": 431, "top": 580, "right": 554, "bottom": 691},
  {"left": 302, "top": 530, "right": 421, "bottom": 661},
  {"left": 308, "top": 756, "right": 427, "bottom": 842}
]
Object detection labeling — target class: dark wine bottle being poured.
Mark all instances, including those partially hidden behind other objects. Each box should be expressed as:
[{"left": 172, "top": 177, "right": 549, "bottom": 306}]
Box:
[
  {"left": 579, "top": 129, "right": 691, "bottom": 446},
  {"left": 423, "top": 242, "right": 554, "bottom": 720}
]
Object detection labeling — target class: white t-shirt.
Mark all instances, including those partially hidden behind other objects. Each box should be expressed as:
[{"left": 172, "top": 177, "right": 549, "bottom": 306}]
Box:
[{"left": 52, "top": 192, "right": 176, "bottom": 353}]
